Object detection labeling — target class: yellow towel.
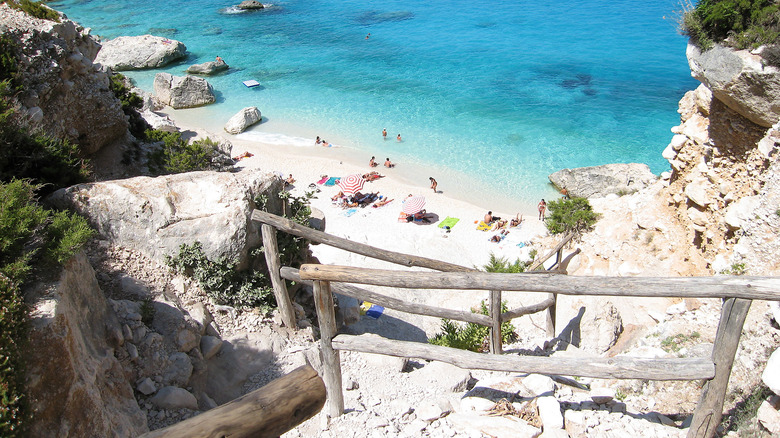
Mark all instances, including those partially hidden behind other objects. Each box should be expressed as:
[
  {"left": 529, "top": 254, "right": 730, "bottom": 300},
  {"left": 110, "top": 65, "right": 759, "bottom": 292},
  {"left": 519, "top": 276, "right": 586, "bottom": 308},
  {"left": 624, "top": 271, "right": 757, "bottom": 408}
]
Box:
[{"left": 476, "top": 221, "right": 491, "bottom": 231}]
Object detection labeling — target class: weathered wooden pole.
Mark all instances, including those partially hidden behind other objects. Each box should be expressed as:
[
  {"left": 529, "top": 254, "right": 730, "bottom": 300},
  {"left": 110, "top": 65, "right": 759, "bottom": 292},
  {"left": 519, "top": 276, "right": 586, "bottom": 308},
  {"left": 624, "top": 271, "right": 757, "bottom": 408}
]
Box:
[
  {"left": 261, "top": 224, "right": 297, "bottom": 328},
  {"left": 688, "top": 298, "right": 752, "bottom": 438},
  {"left": 313, "top": 280, "right": 344, "bottom": 418},
  {"left": 545, "top": 293, "right": 557, "bottom": 338},
  {"left": 138, "top": 365, "right": 325, "bottom": 438},
  {"left": 489, "top": 290, "right": 502, "bottom": 354}
]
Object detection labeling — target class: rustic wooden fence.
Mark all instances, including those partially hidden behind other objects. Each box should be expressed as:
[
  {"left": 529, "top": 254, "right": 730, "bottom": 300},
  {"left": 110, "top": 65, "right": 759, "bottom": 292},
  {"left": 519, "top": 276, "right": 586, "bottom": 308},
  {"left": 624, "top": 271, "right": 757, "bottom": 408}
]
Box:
[{"left": 251, "top": 210, "right": 780, "bottom": 438}]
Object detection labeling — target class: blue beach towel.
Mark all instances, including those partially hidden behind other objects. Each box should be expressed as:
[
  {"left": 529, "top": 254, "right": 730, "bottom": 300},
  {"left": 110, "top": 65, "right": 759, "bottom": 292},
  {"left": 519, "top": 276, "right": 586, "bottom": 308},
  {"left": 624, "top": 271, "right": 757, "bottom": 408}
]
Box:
[
  {"left": 324, "top": 177, "right": 340, "bottom": 186},
  {"left": 342, "top": 208, "right": 359, "bottom": 217}
]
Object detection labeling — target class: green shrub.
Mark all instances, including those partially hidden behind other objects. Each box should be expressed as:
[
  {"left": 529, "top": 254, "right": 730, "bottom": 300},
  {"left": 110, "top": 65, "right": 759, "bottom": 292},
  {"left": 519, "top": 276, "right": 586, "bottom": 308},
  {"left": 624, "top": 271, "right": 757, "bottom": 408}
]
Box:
[
  {"left": 429, "top": 301, "right": 517, "bottom": 352},
  {"left": 254, "top": 190, "right": 313, "bottom": 268},
  {"left": 0, "top": 35, "right": 19, "bottom": 88},
  {"left": 5, "top": 0, "right": 60, "bottom": 22},
  {"left": 167, "top": 242, "right": 275, "bottom": 309},
  {"left": 108, "top": 73, "right": 149, "bottom": 139},
  {"left": 0, "top": 82, "right": 89, "bottom": 195},
  {"left": 720, "top": 262, "right": 747, "bottom": 275},
  {"left": 680, "top": 0, "right": 780, "bottom": 50},
  {"left": 0, "top": 179, "right": 94, "bottom": 436},
  {"left": 146, "top": 130, "right": 229, "bottom": 175},
  {"left": 482, "top": 253, "right": 528, "bottom": 273},
  {"left": 544, "top": 197, "right": 600, "bottom": 236}
]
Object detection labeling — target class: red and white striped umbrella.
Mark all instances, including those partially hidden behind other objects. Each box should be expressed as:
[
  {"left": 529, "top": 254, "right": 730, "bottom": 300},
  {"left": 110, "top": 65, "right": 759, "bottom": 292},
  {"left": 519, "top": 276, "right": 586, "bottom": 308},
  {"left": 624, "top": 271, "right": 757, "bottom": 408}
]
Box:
[
  {"left": 402, "top": 195, "right": 426, "bottom": 214},
  {"left": 336, "top": 174, "right": 365, "bottom": 195}
]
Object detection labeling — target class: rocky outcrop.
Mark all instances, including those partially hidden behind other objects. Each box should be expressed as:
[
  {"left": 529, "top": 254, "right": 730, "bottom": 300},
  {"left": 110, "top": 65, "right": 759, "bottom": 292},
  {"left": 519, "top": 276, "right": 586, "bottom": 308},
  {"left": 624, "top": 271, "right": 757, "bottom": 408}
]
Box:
[
  {"left": 187, "top": 60, "right": 229, "bottom": 75},
  {"left": 548, "top": 163, "right": 657, "bottom": 199},
  {"left": 687, "top": 43, "right": 780, "bottom": 128},
  {"left": 154, "top": 73, "right": 216, "bottom": 109},
  {"left": 237, "top": 0, "right": 265, "bottom": 9},
  {"left": 95, "top": 34, "right": 186, "bottom": 71},
  {"left": 47, "top": 170, "right": 282, "bottom": 269},
  {"left": 0, "top": 4, "right": 127, "bottom": 154},
  {"left": 25, "top": 252, "right": 148, "bottom": 436},
  {"left": 224, "top": 106, "right": 262, "bottom": 134}
]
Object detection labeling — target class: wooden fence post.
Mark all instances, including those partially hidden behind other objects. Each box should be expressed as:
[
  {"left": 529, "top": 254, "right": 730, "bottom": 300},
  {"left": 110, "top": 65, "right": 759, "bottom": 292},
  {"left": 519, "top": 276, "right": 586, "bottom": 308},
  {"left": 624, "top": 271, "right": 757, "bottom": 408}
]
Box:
[
  {"left": 313, "top": 280, "right": 344, "bottom": 418},
  {"left": 545, "top": 293, "right": 557, "bottom": 338},
  {"left": 687, "top": 298, "right": 752, "bottom": 438},
  {"left": 261, "top": 224, "right": 297, "bottom": 328},
  {"left": 489, "top": 290, "right": 502, "bottom": 354}
]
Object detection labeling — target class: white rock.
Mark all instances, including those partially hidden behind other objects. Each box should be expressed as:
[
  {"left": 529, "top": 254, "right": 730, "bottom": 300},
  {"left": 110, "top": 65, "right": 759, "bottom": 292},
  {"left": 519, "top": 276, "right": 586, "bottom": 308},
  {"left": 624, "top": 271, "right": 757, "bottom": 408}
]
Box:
[
  {"left": 684, "top": 179, "right": 711, "bottom": 208},
  {"left": 189, "top": 302, "right": 213, "bottom": 335},
  {"left": 724, "top": 196, "right": 760, "bottom": 230},
  {"left": 662, "top": 144, "right": 677, "bottom": 160},
  {"left": 447, "top": 411, "right": 541, "bottom": 438},
  {"left": 666, "top": 302, "right": 686, "bottom": 315},
  {"left": 762, "top": 348, "right": 780, "bottom": 396},
  {"left": 537, "top": 396, "right": 563, "bottom": 430},
  {"left": 416, "top": 402, "right": 445, "bottom": 422},
  {"left": 224, "top": 106, "right": 262, "bottom": 135},
  {"left": 154, "top": 73, "right": 215, "bottom": 109},
  {"left": 770, "top": 302, "right": 780, "bottom": 327},
  {"left": 126, "top": 342, "right": 139, "bottom": 361},
  {"left": 523, "top": 374, "right": 555, "bottom": 396},
  {"left": 670, "top": 134, "right": 687, "bottom": 151},
  {"left": 411, "top": 361, "right": 472, "bottom": 393},
  {"left": 757, "top": 395, "right": 780, "bottom": 435},
  {"left": 200, "top": 335, "right": 223, "bottom": 360},
  {"left": 95, "top": 35, "right": 187, "bottom": 70},
  {"left": 149, "top": 386, "right": 198, "bottom": 410},
  {"left": 177, "top": 327, "right": 200, "bottom": 352},
  {"left": 137, "top": 377, "right": 157, "bottom": 395},
  {"left": 163, "top": 352, "right": 193, "bottom": 387}
]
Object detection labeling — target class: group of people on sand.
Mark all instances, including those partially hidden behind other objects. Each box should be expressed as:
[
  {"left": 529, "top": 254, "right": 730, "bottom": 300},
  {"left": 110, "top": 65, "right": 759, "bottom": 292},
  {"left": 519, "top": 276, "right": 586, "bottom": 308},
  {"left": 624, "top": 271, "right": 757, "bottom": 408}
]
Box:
[
  {"left": 369, "top": 156, "right": 395, "bottom": 168},
  {"left": 315, "top": 136, "right": 331, "bottom": 147},
  {"left": 331, "top": 190, "right": 393, "bottom": 209},
  {"left": 483, "top": 212, "right": 524, "bottom": 242}
]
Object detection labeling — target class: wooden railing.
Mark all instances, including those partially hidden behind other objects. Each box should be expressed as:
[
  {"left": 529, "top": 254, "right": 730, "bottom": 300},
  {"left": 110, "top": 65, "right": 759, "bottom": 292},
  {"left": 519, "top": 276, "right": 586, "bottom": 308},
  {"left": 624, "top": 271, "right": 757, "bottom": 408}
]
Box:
[{"left": 249, "top": 210, "right": 780, "bottom": 438}]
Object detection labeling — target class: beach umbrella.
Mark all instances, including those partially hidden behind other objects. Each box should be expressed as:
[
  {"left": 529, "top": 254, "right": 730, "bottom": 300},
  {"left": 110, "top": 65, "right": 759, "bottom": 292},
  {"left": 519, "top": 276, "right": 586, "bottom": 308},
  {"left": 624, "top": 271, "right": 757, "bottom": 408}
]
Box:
[
  {"left": 337, "top": 174, "right": 365, "bottom": 195},
  {"left": 402, "top": 195, "right": 426, "bottom": 214}
]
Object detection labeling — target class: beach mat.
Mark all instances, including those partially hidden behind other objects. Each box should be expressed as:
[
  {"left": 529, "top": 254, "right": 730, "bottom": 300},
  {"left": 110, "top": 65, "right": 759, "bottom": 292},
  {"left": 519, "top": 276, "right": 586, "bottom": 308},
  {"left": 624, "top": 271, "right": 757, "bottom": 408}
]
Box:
[
  {"left": 438, "top": 217, "right": 460, "bottom": 229},
  {"left": 476, "top": 221, "right": 492, "bottom": 231},
  {"left": 324, "top": 177, "right": 340, "bottom": 186},
  {"left": 316, "top": 176, "right": 329, "bottom": 184},
  {"left": 342, "top": 208, "right": 359, "bottom": 217}
]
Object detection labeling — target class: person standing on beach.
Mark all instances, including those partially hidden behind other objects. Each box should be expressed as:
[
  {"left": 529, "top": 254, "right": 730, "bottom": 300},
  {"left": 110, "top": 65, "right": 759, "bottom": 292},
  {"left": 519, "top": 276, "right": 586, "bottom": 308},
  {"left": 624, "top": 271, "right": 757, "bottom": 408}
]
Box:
[
  {"left": 538, "top": 199, "right": 547, "bottom": 220},
  {"left": 382, "top": 128, "right": 387, "bottom": 140},
  {"left": 429, "top": 177, "right": 437, "bottom": 193}
]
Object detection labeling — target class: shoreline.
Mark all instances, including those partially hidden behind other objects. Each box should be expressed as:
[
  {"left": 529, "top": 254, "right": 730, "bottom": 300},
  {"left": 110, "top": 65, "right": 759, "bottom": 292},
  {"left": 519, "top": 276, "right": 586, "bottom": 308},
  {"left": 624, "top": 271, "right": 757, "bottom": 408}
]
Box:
[
  {"left": 164, "top": 106, "right": 560, "bottom": 218},
  {"left": 162, "top": 109, "right": 551, "bottom": 269}
]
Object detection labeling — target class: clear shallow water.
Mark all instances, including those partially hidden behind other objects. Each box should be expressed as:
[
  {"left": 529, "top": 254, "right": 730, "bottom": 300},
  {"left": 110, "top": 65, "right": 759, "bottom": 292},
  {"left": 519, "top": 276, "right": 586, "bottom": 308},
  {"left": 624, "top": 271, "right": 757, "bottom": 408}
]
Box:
[{"left": 51, "top": 0, "right": 698, "bottom": 208}]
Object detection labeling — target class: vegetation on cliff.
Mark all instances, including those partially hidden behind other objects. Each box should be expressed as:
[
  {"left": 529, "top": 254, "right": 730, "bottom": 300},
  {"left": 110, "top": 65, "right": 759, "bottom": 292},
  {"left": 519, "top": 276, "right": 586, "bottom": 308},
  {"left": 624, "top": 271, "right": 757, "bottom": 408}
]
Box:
[
  {"left": 3, "top": 0, "right": 59, "bottom": 22},
  {"left": 545, "top": 197, "right": 600, "bottom": 237},
  {"left": 681, "top": 0, "right": 780, "bottom": 49},
  {"left": 0, "top": 35, "right": 94, "bottom": 436}
]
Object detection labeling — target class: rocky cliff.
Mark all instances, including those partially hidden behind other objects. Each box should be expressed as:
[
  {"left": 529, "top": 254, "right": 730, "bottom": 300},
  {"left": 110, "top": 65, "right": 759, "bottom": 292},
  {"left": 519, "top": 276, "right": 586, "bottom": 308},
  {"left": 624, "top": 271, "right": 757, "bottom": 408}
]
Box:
[{"left": 0, "top": 4, "right": 127, "bottom": 154}]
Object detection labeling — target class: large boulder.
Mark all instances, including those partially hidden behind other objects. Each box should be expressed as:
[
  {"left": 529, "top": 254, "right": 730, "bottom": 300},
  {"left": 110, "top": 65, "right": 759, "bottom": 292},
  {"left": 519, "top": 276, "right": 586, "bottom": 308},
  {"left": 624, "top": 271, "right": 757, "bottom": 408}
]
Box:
[
  {"left": 687, "top": 43, "right": 780, "bottom": 128},
  {"left": 154, "top": 73, "right": 216, "bottom": 109},
  {"left": 187, "top": 59, "right": 229, "bottom": 75},
  {"left": 47, "top": 170, "right": 283, "bottom": 269},
  {"left": 548, "top": 163, "right": 658, "bottom": 199},
  {"left": 95, "top": 34, "right": 186, "bottom": 71},
  {"left": 0, "top": 4, "right": 127, "bottom": 154},
  {"left": 25, "top": 252, "right": 148, "bottom": 436},
  {"left": 224, "top": 106, "right": 262, "bottom": 134}
]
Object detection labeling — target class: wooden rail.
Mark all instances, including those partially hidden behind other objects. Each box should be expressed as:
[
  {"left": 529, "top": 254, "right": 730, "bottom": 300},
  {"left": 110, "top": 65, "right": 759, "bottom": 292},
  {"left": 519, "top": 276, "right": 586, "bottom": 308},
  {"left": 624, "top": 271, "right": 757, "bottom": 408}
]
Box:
[
  {"left": 138, "top": 365, "right": 325, "bottom": 438},
  {"left": 251, "top": 210, "right": 780, "bottom": 438}
]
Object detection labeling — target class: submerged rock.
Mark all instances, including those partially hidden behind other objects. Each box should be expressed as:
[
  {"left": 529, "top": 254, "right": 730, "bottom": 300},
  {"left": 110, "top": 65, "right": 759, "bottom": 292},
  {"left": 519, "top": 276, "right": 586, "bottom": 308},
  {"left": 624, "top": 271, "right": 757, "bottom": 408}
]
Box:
[{"left": 548, "top": 163, "right": 658, "bottom": 199}]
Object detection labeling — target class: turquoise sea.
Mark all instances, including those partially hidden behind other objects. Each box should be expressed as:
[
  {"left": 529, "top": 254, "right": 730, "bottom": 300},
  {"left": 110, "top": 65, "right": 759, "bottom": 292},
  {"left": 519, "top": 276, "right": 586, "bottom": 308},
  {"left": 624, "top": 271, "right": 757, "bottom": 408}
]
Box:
[{"left": 51, "top": 0, "right": 698, "bottom": 209}]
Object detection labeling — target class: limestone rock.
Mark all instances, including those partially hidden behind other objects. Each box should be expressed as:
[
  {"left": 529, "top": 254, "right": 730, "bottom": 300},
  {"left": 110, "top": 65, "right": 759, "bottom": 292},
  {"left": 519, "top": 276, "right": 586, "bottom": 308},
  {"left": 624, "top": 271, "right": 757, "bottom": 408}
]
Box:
[
  {"left": 187, "top": 59, "right": 229, "bottom": 75},
  {"left": 763, "top": 348, "right": 780, "bottom": 396},
  {"left": 416, "top": 401, "right": 446, "bottom": 422},
  {"left": 522, "top": 374, "right": 555, "bottom": 396},
  {"left": 0, "top": 4, "right": 127, "bottom": 154},
  {"left": 687, "top": 43, "right": 780, "bottom": 128},
  {"left": 411, "top": 361, "right": 472, "bottom": 393},
  {"left": 200, "top": 335, "right": 223, "bottom": 360},
  {"left": 154, "top": 73, "right": 216, "bottom": 109},
  {"left": 163, "top": 352, "right": 193, "bottom": 387},
  {"left": 188, "top": 302, "right": 214, "bottom": 335},
  {"left": 177, "top": 327, "right": 200, "bottom": 352},
  {"left": 137, "top": 378, "right": 157, "bottom": 396},
  {"left": 724, "top": 196, "right": 760, "bottom": 230},
  {"left": 149, "top": 386, "right": 198, "bottom": 411},
  {"left": 95, "top": 34, "right": 187, "bottom": 70},
  {"left": 548, "top": 163, "right": 657, "bottom": 199},
  {"left": 25, "top": 252, "right": 147, "bottom": 436},
  {"left": 757, "top": 395, "right": 780, "bottom": 435},
  {"left": 237, "top": 0, "right": 265, "bottom": 9},
  {"left": 224, "top": 106, "right": 262, "bottom": 134},
  {"left": 684, "top": 178, "right": 712, "bottom": 208},
  {"left": 537, "top": 396, "right": 564, "bottom": 430},
  {"left": 448, "top": 412, "right": 541, "bottom": 438},
  {"left": 47, "top": 170, "right": 281, "bottom": 269},
  {"left": 558, "top": 302, "right": 623, "bottom": 354}
]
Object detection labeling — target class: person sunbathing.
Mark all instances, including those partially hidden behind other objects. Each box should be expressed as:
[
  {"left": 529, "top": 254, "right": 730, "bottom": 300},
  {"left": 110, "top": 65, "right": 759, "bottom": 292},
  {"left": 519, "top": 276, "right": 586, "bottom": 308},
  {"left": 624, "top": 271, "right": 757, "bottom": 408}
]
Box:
[
  {"left": 372, "top": 198, "right": 394, "bottom": 208},
  {"left": 331, "top": 191, "right": 345, "bottom": 202},
  {"left": 510, "top": 213, "right": 523, "bottom": 227},
  {"left": 284, "top": 174, "right": 295, "bottom": 186},
  {"left": 362, "top": 171, "right": 383, "bottom": 181},
  {"left": 491, "top": 219, "right": 508, "bottom": 231}
]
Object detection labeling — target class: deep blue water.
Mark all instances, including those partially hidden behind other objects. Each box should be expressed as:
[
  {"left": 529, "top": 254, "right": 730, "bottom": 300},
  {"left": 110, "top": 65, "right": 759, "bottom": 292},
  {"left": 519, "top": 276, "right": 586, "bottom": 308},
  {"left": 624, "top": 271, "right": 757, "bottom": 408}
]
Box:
[{"left": 51, "top": 0, "right": 698, "bottom": 207}]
